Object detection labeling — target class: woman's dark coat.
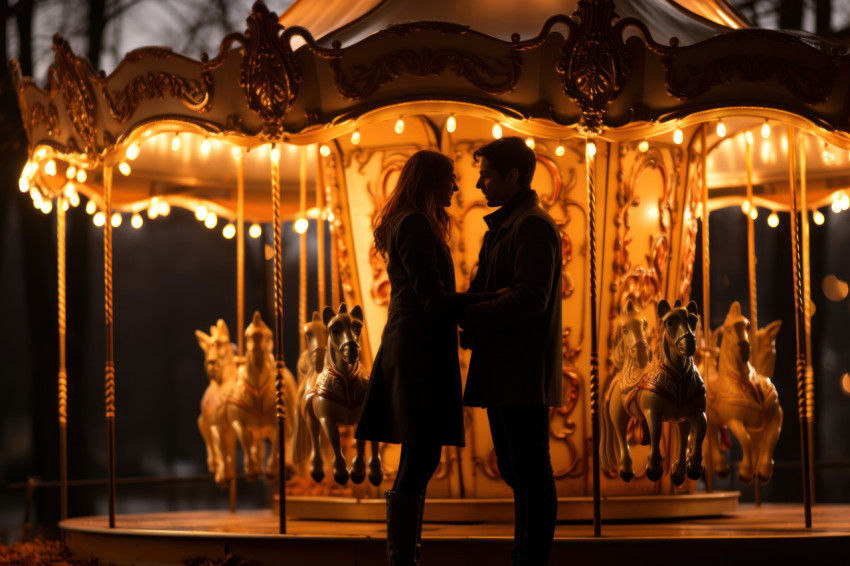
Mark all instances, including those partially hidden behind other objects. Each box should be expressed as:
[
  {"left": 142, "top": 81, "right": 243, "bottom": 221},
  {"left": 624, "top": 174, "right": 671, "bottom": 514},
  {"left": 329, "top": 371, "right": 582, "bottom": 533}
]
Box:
[{"left": 355, "top": 211, "right": 466, "bottom": 446}]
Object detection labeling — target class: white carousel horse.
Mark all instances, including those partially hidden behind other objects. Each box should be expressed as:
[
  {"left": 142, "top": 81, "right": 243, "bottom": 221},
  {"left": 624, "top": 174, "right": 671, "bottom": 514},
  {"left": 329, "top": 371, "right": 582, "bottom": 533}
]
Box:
[
  {"left": 195, "top": 320, "right": 238, "bottom": 488},
  {"left": 610, "top": 299, "right": 706, "bottom": 485},
  {"left": 305, "top": 303, "right": 382, "bottom": 486},
  {"left": 601, "top": 299, "right": 652, "bottom": 481},
  {"left": 225, "top": 311, "right": 298, "bottom": 481},
  {"left": 292, "top": 311, "right": 328, "bottom": 465},
  {"left": 706, "top": 302, "right": 782, "bottom": 485}
]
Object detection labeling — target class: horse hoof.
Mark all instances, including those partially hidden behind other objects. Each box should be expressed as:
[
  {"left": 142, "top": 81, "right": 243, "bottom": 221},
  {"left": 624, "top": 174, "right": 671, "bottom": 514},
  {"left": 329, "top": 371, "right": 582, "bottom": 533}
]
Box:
[
  {"left": 310, "top": 470, "right": 325, "bottom": 483},
  {"left": 350, "top": 470, "right": 366, "bottom": 485},
  {"left": 619, "top": 470, "right": 633, "bottom": 483},
  {"left": 646, "top": 467, "right": 662, "bottom": 482},
  {"left": 738, "top": 473, "right": 753, "bottom": 486},
  {"left": 687, "top": 464, "right": 705, "bottom": 481},
  {"left": 716, "top": 468, "right": 730, "bottom": 479},
  {"left": 757, "top": 472, "right": 772, "bottom": 484},
  {"left": 333, "top": 469, "right": 350, "bottom": 485},
  {"left": 284, "top": 464, "right": 297, "bottom": 481},
  {"left": 369, "top": 471, "right": 383, "bottom": 487},
  {"left": 671, "top": 473, "right": 686, "bottom": 487}
]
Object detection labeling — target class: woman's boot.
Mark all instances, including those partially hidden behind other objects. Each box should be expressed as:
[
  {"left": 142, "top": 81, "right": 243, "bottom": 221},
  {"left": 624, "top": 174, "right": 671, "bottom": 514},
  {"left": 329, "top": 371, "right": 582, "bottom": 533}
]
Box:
[{"left": 385, "top": 490, "right": 423, "bottom": 565}]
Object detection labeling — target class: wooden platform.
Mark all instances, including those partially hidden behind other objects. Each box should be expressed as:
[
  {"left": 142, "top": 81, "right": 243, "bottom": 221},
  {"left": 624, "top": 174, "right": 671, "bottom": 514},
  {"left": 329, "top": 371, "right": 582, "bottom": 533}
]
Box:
[{"left": 62, "top": 502, "right": 850, "bottom": 566}]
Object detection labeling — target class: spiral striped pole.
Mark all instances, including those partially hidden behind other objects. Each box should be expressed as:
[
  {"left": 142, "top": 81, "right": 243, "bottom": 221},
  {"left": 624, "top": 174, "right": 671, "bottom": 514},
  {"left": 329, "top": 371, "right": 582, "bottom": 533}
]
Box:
[
  {"left": 586, "top": 138, "right": 601, "bottom": 537},
  {"left": 103, "top": 165, "right": 117, "bottom": 528},
  {"left": 57, "top": 195, "right": 68, "bottom": 520},
  {"left": 745, "top": 132, "right": 761, "bottom": 506},
  {"left": 270, "top": 144, "right": 287, "bottom": 534}
]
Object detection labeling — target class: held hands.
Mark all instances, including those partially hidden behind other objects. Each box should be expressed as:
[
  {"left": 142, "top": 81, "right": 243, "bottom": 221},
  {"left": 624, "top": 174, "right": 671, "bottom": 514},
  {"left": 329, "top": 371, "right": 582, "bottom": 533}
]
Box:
[{"left": 457, "top": 287, "right": 509, "bottom": 349}]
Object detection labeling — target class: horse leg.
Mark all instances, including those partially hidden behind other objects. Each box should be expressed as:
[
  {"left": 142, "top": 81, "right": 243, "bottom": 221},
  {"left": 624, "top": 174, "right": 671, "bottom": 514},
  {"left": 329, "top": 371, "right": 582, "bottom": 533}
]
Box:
[
  {"left": 757, "top": 404, "right": 783, "bottom": 484},
  {"left": 367, "top": 441, "right": 383, "bottom": 487},
  {"left": 209, "top": 424, "right": 227, "bottom": 487},
  {"left": 349, "top": 437, "right": 367, "bottom": 485},
  {"left": 727, "top": 418, "right": 754, "bottom": 485},
  {"left": 671, "top": 420, "right": 689, "bottom": 487},
  {"left": 231, "top": 418, "right": 259, "bottom": 481},
  {"left": 642, "top": 404, "right": 663, "bottom": 482},
  {"left": 686, "top": 411, "right": 707, "bottom": 481},
  {"left": 266, "top": 426, "right": 279, "bottom": 480},
  {"left": 610, "top": 391, "right": 634, "bottom": 482},
  {"left": 199, "top": 417, "right": 216, "bottom": 475},
  {"left": 305, "top": 402, "right": 325, "bottom": 483},
  {"left": 315, "top": 400, "right": 349, "bottom": 485},
  {"left": 706, "top": 409, "right": 731, "bottom": 478}
]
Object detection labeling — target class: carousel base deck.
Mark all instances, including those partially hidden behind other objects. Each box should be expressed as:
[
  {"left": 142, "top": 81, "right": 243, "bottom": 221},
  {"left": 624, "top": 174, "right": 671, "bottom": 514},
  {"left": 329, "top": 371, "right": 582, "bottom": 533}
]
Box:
[{"left": 61, "top": 498, "right": 850, "bottom": 566}]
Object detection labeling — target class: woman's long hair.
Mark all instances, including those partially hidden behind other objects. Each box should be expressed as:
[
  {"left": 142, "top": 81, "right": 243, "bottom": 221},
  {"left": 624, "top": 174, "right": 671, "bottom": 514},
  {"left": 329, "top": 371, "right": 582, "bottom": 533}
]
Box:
[{"left": 373, "top": 150, "right": 454, "bottom": 258}]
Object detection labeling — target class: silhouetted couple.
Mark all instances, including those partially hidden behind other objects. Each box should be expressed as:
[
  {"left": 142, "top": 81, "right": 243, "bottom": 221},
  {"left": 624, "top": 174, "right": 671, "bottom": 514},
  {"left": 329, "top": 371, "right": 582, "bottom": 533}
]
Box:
[{"left": 356, "top": 137, "right": 563, "bottom": 566}]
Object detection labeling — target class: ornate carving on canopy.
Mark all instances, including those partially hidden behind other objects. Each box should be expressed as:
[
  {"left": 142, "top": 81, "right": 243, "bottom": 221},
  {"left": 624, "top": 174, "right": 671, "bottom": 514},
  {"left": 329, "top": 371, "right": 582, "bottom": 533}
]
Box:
[{"left": 53, "top": 35, "right": 98, "bottom": 155}]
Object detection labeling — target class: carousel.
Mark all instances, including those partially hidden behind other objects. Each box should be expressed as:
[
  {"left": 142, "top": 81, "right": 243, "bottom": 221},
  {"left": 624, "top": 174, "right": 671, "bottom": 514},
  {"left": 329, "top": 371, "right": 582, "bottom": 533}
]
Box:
[{"left": 9, "top": 0, "right": 850, "bottom": 564}]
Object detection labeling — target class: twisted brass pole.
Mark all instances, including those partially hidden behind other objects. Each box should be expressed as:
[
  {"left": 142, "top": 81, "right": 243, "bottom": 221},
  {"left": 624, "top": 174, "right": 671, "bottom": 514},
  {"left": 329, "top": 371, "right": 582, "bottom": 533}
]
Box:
[
  {"left": 700, "top": 125, "right": 714, "bottom": 493},
  {"left": 586, "top": 138, "right": 601, "bottom": 537},
  {"left": 798, "top": 138, "right": 815, "bottom": 503},
  {"left": 103, "top": 165, "right": 116, "bottom": 529},
  {"left": 233, "top": 149, "right": 245, "bottom": 513},
  {"left": 271, "top": 144, "right": 287, "bottom": 534},
  {"left": 787, "top": 126, "right": 812, "bottom": 528},
  {"left": 745, "top": 133, "right": 760, "bottom": 506},
  {"left": 316, "top": 150, "right": 326, "bottom": 311},
  {"left": 299, "top": 147, "right": 308, "bottom": 341},
  {"left": 57, "top": 196, "right": 68, "bottom": 520}
]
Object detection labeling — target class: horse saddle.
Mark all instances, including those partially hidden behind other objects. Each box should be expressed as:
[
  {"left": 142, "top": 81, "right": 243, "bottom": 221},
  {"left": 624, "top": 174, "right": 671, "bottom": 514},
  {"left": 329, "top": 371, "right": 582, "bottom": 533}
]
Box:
[{"left": 315, "top": 364, "right": 367, "bottom": 411}]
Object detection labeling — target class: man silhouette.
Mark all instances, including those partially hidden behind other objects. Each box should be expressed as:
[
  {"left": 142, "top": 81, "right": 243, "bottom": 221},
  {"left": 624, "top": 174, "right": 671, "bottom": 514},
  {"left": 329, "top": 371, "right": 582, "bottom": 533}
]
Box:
[{"left": 460, "top": 137, "right": 563, "bottom": 565}]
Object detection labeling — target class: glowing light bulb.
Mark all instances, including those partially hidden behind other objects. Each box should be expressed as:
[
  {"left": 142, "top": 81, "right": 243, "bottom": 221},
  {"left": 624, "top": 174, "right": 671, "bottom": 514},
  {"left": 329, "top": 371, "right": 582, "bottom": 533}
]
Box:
[
  {"left": 118, "top": 161, "right": 131, "bottom": 176},
  {"left": 841, "top": 194, "right": 850, "bottom": 210},
  {"left": 200, "top": 138, "right": 212, "bottom": 155},
  {"left": 19, "top": 176, "right": 29, "bottom": 192},
  {"left": 741, "top": 200, "right": 751, "bottom": 215},
  {"left": 195, "top": 205, "right": 209, "bottom": 222},
  {"left": 813, "top": 210, "right": 825, "bottom": 225},
  {"left": 204, "top": 212, "right": 218, "bottom": 229},
  {"left": 232, "top": 147, "right": 242, "bottom": 160},
  {"left": 350, "top": 130, "right": 361, "bottom": 145},
  {"left": 222, "top": 223, "right": 236, "bottom": 239},
  {"left": 446, "top": 114, "right": 456, "bottom": 133},
  {"left": 45, "top": 160, "right": 57, "bottom": 176},
  {"left": 525, "top": 137, "right": 535, "bottom": 150},
  {"left": 147, "top": 205, "right": 159, "bottom": 220},
  {"left": 716, "top": 120, "right": 726, "bottom": 138},
  {"left": 638, "top": 140, "right": 649, "bottom": 153},
  {"left": 767, "top": 212, "right": 779, "bottom": 227},
  {"left": 745, "top": 130, "right": 754, "bottom": 145},
  {"left": 111, "top": 212, "right": 122, "bottom": 227},
  {"left": 76, "top": 169, "right": 87, "bottom": 183},
  {"left": 749, "top": 207, "right": 758, "bottom": 220},
  {"left": 673, "top": 129, "right": 683, "bottom": 145},
  {"left": 41, "top": 200, "right": 53, "bottom": 214},
  {"left": 131, "top": 213, "right": 143, "bottom": 229},
  {"left": 171, "top": 135, "right": 181, "bottom": 151},
  {"left": 394, "top": 118, "right": 405, "bottom": 134},
  {"left": 832, "top": 198, "right": 842, "bottom": 213},
  {"left": 126, "top": 142, "right": 140, "bottom": 160},
  {"left": 86, "top": 200, "right": 97, "bottom": 215},
  {"left": 823, "top": 144, "right": 835, "bottom": 165},
  {"left": 249, "top": 223, "right": 262, "bottom": 238},
  {"left": 294, "top": 218, "right": 309, "bottom": 234},
  {"left": 586, "top": 141, "right": 597, "bottom": 157},
  {"left": 30, "top": 189, "right": 43, "bottom": 208},
  {"left": 327, "top": 211, "right": 335, "bottom": 222},
  {"left": 270, "top": 146, "right": 280, "bottom": 163},
  {"left": 555, "top": 144, "right": 565, "bottom": 157},
  {"left": 67, "top": 187, "right": 80, "bottom": 208},
  {"left": 319, "top": 144, "right": 331, "bottom": 157},
  {"left": 492, "top": 123, "right": 502, "bottom": 139},
  {"left": 66, "top": 165, "right": 76, "bottom": 179},
  {"left": 93, "top": 212, "right": 106, "bottom": 226},
  {"left": 157, "top": 201, "right": 170, "bottom": 216},
  {"left": 61, "top": 200, "right": 69, "bottom": 212},
  {"left": 761, "top": 121, "right": 771, "bottom": 139}
]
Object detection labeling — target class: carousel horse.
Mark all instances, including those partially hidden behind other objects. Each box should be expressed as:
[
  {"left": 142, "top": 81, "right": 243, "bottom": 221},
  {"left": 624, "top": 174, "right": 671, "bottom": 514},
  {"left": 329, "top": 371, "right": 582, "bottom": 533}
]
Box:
[
  {"left": 292, "top": 311, "right": 328, "bottom": 465},
  {"left": 706, "top": 302, "right": 782, "bottom": 484},
  {"left": 195, "top": 320, "right": 238, "bottom": 487},
  {"left": 305, "top": 303, "right": 382, "bottom": 486},
  {"left": 225, "top": 311, "right": 298, "bottom": 481},
  {"left": 601, "top": 300, "right": 652, "bottom": 481},
  {"left": 611, "top": 299, "right": 706, "bottom": 485}
]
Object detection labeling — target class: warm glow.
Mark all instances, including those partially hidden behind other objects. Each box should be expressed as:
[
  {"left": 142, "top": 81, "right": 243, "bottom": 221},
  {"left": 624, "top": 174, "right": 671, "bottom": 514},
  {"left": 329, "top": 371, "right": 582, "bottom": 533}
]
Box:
[
  {"left": 93, "top": 212, "right": 106, "bottom": 226},
  {"left": 66, "top": 186, "right": 80, "bottom": 207},
  {"left": 525, "top": 137, "right": 535, "bottom": 150},
  {"left": 232, "top": 146, "right": 242, "bottom": 160},
  {"left": 157, "top": 200, "right": 171, "bottom": 216},
  {"left": 111, "top": 212, "right": 122, "bottom": 227},
  {"left": 351, "top": 130, "right": 361, "bottom": 145},
  {"left": 446, "top": 114, "right": 456, "bottom": 133},
  {"left": 716, "top": 121, "right": 726, "bottom": 138},
  {"left": 40, "top": 200, "right": 53, "bottom": 214},
  {"left": 761, "top": 121, "right": 771, "bottom": 139},
  {"left": 76, "top": 169, "right": 87, "bottom": 183},
  {"left": 249, "top": 223, "right": 262, "bottom": 238},
  {"left": 749, "top": 207, "right": 758, "bottom": 220},
  {"left": 126, "top": 142, "right": 141, "bottom": 160},
  {"left": 204, "top": 212, "right": 218, "bottom": 229},
  {"left": 66, "top": 165, "right": 76, "bottom": 179},
  {"left": 270, "top": 145, "right": 280, "bottom": 163},
  {"left": 823, "top": 145, "right": 836, "bottom": 165},
  {"left": 195, "top": 205, "right": 209, "bottom": 221},
  {"left": 45, "top": 160, "right": 57, "bottom": 176},
  {"left": 741, "top": 200, "right": 752, "bottom": 215},
  {"left": 86, "top": 200, "right": 97, "bottom": 215},
  {"left": 767, "top": 212, "right": 779, "bottom": 227},
  {"left": 638, "top": 140, "right": 649, "bottom": 153},
  {"left": 842, "top": 194, "right": 850, "bottom": 210},
  {"left": 673, "top": 129, "right": 683, "bottom": 145},
  {"left": 147, "top": 205, "right": 159, "bottom": 220},
  {"left": 813, "top": 210, "right": 825, "bottom": 225},
  {"left": 394, "top": 118, "right": 405, "bottom": 134},
  {"left": 586, "top": 141, "right": 597, "bottom": 157},
  {"left": 18, "top": 176, "right": 28, "bottom": 193},
  {"left": 171, "top": 135, "right": 182, "bottom": 151},
  {"left": 294, "top": 218, "right": 309, "bottom": 234},
  {"left": 745, "top": 130, "right": 753, "bottom": 145},
  {"left": 841, "top": 373, "right": 850, "bottom": 396},
  {"left": 131, "top": 213, "right": 143, "bottom": 229},
  {"left": 118, "top": 161, "right": 131, "bottom": 176},
  {"left": 61, "top": 200, "right": 69, "bottom": 212},
  {"left": 327, "top": 211, "right": 335, "bottom": 222},
  {"left": 222, "top": 223, "right": 236, "bottom": 239},
  {"left": 200, "top": 138, "right": 212, "bottom": 155},
  {"left": 492, "top": 123, "right": 503, "bottom": 139},
  {"left": 832, "top": 198, "right": 842, "bottom": 213},
  {"left": 319, "top": 144, "right": 331, "bottom": 157},
  {"left": 555, "top": 144, "right": 565, "bottom": 157},
  {"left": 30, "top": 188, "right": 43, "bottom": 208}
]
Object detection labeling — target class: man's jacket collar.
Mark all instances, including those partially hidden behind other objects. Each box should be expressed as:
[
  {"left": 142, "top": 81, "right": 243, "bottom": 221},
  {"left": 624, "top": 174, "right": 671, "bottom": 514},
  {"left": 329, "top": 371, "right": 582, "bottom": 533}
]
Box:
[{"left": 483, "top": 189, "right": 540, "bottom": 231}]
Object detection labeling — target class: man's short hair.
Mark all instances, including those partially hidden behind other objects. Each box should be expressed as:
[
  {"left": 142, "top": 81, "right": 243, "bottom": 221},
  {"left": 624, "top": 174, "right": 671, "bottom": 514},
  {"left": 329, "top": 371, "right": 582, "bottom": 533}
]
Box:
[{"left": 473, "top": 137, "right": 536, "bottom": 190}]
